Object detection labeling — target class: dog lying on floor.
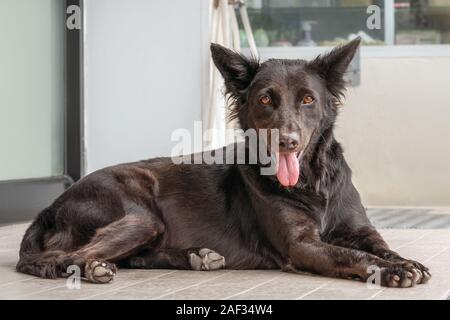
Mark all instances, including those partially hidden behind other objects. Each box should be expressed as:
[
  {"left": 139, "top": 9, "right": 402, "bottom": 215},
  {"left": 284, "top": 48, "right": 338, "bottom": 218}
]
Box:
[{"left": 17, "top": 38, "right": 431, "bottom": 287}]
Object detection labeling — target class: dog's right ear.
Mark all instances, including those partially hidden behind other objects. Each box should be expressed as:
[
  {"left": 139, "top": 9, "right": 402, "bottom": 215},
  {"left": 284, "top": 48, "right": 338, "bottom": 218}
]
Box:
[{"left": 210, "top": 43, "right": 259, "bottom": 97}]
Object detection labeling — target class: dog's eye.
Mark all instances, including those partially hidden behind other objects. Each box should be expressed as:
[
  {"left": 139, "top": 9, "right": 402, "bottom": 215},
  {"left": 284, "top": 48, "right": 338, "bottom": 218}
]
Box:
[
  {"left": 259, "top": 95, "right": 272, "bottom": 106},
  {"left": 302, "top": 95, "right": 315, "bottom": 105}
]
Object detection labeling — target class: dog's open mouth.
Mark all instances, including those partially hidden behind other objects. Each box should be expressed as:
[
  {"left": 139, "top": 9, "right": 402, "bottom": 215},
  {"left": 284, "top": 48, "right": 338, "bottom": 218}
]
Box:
[{"left": 275, "top": 151, "right": 302, "bottom": 187}]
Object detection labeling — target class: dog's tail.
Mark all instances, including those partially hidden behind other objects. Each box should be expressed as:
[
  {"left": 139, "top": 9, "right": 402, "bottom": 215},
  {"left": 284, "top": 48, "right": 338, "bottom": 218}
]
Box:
[{"left": 16, "top": 207, "right": 65, "bottom": 278}]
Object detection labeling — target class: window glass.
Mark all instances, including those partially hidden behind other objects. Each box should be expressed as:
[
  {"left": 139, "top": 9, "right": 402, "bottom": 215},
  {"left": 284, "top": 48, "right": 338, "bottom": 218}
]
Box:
[
  {"left": 395, "top": 0, "right": 450, "bottom": 45},
  {"left": 241, "top": 0, "right": 450, "bottom": 46}
]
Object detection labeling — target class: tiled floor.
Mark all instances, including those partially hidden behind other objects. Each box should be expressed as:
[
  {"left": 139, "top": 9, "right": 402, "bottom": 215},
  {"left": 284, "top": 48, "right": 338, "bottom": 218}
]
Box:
[
  {"left": 1, "top": 222, "right": 449, "bottom": 300},
  {"left": 367, "top": 207, "right": 450, "bottom": 229}
]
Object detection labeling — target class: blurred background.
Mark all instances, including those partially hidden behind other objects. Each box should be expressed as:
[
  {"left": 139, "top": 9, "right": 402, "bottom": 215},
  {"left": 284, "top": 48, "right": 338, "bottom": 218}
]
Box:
[{"left": 1, "top": 0, "right": 450, "bottom": 224}]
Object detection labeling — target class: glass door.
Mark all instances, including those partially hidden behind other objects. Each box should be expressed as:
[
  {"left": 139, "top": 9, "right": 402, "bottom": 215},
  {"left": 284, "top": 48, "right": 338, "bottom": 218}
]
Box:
[
  {"left": 0, "top": 0, "right": 82, "bottom": 223},
  {"left": 0, "top": 0, "right": 65, "bottom": 181}
]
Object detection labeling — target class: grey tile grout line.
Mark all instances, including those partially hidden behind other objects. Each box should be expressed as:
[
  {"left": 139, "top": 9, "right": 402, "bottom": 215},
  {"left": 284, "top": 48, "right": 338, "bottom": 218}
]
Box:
[
  {"left": 0, "top": 268, "right": 173, "bottom": 292},
  {"left": 8, "top": 283, "right": 68, "bottom": 300},
  {"left": 0, "top": 276, "right": 36, "bottom": 288},
  {"left": 423, "top": 244, "right": 450, "bottom": 263},
  {"left": 368, "top": 236, "right": 450, "bottom": 300},
  {"left": 378, "top": 228, "right": 418, "bottom": 242},
  {"left": 392, "top": 230, "right": 434, "bottom": 250},
  {"left": 295, "top": 280, "right": 334, "bottom": 300},
  {"left": 93, "top": 230, "right": 435, "bottom": 300},
  {"left": 79, "top": 270, "right": 179, "bottom": 300},
  {"left": 154, "top": 271, "right": 235, "bottom": 300},
  {"left": 0, "top": 235, "right": 21, "bottom": 241},
  {"left": 367, "top": 231, "right": 434, "bottom": 300},
  {"left": 379, "top": 229, "right": 396, "bottom": 236},
  {"left": 218, "top": 229, "right": 421, "bottom": 301},
  {"left": 0, "top": 226, "right": 446, "bottom": 300},
  {"left": 12, "top": 270, "right": 179, "bottom": 300},
  {"left": 220, "top": 274, "right": 284, "bottom": 300},
  {"left": 0, "top": 229, "right": 28, "bottom": 236},
  {"left": 367, "top": 231, "right": 432, "bottom": 300}
]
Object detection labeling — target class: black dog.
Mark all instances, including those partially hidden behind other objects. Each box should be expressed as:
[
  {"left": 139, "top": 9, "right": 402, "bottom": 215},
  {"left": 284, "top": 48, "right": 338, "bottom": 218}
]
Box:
[{"left": 17, "top": 39, "right": 430, "bottom": 287}]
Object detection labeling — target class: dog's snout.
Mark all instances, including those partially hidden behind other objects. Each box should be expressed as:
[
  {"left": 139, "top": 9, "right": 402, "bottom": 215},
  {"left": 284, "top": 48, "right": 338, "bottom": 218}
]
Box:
[{"left": 279, "top": 133, "right": 299, "bottom": 151}]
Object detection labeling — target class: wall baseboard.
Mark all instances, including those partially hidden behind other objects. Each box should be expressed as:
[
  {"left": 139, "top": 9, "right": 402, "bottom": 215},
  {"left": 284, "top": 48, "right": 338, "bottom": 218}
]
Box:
[{"left": 0, "top": 177, "right": 71, "bottom": 224}]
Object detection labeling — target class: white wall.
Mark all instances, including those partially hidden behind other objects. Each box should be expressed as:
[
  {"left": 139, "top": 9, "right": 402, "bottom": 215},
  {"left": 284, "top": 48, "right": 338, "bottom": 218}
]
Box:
[
  {"left": 83, "top": 0, "right": 208, "bottom": 173},
  {"left": 336, "top": 57, "right": 450, "bottom": 206}
]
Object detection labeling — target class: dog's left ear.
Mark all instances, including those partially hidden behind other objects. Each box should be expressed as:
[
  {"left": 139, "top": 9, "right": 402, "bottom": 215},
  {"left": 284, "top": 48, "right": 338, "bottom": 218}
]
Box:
[
  {"left": 308, "top": 37, "right": 361, "bottom": 99},
  {"left": 210, "top": 43, "right": 259, "bottom": 98}
]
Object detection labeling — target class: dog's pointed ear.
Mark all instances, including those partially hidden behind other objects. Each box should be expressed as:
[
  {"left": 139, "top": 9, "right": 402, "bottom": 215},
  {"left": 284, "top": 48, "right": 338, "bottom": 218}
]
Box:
[
  {"left": 308, "top": 37, "right": 361, "bottom": 99},
  {"left": 210, "top": 43, "right": 259, "bottom": 96}
]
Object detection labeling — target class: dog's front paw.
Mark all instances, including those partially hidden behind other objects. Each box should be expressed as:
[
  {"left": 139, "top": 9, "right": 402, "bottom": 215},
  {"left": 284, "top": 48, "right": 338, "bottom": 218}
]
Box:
[
  {"left": 385, "top": 256, "right": 431, "bottom": 285},
  {"left": 189, "top": 248, "right": 225, "bottom": 271},
  {"left": 381, "top": 261, "right": 430, "bottom": 288},
  {"left": 85, "top": 259, "right": 116, "bottom": 283}
]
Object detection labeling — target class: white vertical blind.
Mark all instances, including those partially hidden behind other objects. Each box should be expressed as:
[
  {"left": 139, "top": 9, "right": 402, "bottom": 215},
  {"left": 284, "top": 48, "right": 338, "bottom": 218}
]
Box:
[{"left": 205, "top": 0, "right": 258, "bottom": 150}]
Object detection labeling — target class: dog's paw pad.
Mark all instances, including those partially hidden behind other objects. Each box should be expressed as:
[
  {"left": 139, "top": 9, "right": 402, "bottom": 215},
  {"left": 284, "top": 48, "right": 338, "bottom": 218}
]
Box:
[
  {"left": 384, "top": 272, "right": 408, "bottom": 288},
  {"left": 381, "top": 262, "right": 428, "bottom": 288},
  {"left": 85, "top": 259, "right": 116, "bottom": 283},
  {"left": 189, "top": 248, "right": 225, "bottom": 271},
  {"left": 408, "top": 260, "right": 431, "bottom": 284},
  {"left": 386, "top": 258, "right": 431, "bottom": 285}
]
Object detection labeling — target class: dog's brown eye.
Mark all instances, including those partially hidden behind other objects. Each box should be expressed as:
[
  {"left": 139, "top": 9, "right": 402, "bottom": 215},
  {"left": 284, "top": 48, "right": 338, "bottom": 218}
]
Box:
[
  {"left": 302, "top": 95, "right": 315, "bottom": 105},
  {"left": 259, "top": 95, "right": 272, "bottom": 105}
]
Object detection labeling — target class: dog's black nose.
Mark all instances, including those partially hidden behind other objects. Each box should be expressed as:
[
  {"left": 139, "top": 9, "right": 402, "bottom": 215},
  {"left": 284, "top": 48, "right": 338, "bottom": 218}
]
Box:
[{"left": 279, "top": 133, "right": 299, "bottom": 151}]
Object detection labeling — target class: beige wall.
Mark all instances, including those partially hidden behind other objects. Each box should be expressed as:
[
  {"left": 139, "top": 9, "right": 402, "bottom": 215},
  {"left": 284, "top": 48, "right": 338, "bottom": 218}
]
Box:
[{"left": 336, "top": 57, "right": 450, "bottom": 206}]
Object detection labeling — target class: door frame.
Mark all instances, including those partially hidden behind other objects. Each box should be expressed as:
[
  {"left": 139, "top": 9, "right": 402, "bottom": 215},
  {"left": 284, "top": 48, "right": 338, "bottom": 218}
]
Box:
[{"left": 0, "top": 0, "right": 84, "bottom": 224}]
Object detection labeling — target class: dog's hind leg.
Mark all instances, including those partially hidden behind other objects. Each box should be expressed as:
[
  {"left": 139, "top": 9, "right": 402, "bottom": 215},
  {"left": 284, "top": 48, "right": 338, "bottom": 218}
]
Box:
[
  {"left": 122, "top": 248, "right": 226, "bottom": 271},
  {"left": 18, "top": 213, "right": 164, "bottom": 283},
  {"left": 67, "top": 213, "right": 165, "bottom": 283}
]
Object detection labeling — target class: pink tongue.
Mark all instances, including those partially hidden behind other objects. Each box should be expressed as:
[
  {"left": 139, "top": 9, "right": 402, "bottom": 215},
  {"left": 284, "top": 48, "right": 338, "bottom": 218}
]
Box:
[{"left": 276, "top": 152, "right": 300, "bottom": 187}]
